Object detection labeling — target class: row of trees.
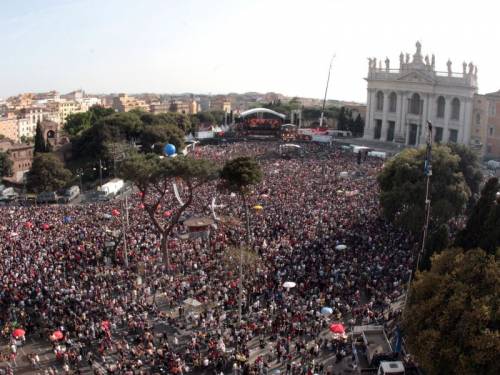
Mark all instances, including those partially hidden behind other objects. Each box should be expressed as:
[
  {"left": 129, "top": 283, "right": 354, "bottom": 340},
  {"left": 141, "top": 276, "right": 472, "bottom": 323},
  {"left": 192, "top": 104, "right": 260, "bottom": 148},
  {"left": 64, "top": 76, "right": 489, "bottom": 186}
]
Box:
[
  {"left": 337, "top": 107, "right": 364, "bottom": 136},
  {"left": 21, "top": 105, "right": 232, "bottom": 193},
  {"left": 378, "top": 143, "right": 499, "bottom": 374}
]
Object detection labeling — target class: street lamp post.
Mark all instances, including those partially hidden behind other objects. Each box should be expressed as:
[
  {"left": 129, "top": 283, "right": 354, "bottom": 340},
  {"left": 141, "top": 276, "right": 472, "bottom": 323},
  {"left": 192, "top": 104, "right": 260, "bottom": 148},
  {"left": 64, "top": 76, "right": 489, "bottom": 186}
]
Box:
[
  {"left": 122, "top": 193, "right": 129, "bottom": 267},
  {"left": 76, "top": 168, "right": 83, "bottom": 192}
]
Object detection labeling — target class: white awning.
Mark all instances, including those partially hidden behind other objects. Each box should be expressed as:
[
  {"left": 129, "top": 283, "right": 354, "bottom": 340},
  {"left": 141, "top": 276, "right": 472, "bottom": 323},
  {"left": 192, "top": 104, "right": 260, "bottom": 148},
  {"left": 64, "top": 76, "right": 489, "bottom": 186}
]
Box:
[{"left": 239, "top": 108, "right": 286, "bottom": 119}]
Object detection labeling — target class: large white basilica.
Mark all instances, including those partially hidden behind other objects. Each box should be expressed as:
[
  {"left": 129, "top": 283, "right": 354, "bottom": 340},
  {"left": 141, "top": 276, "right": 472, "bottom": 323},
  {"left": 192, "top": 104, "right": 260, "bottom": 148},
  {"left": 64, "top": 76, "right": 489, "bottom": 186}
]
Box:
[{"left": 363, "top": 41, "right": 478, "bottom": 147}]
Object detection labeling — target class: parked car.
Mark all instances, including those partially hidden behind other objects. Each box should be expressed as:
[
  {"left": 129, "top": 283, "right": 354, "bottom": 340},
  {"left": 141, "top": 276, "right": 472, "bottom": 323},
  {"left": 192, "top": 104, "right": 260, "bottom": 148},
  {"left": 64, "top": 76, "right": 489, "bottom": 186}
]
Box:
[{"left": 36, "top": 191, "right": 58, "bottom": 204}]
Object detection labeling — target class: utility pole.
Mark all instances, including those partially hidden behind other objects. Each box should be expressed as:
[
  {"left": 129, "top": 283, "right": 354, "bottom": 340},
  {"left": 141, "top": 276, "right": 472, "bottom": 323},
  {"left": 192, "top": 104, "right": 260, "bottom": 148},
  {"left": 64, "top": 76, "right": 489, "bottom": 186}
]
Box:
[
  {"left": 76, "top": 168, "right": 83, "bottom": 192},
  {"left": 403, "top": 121, "right": 433, "bottom": 316},
  {"left": 122, "top": 193, "right": 129, "bottom": 267},
  {"left": 319, "top": 54, "right": 335, "bottom": 128}
]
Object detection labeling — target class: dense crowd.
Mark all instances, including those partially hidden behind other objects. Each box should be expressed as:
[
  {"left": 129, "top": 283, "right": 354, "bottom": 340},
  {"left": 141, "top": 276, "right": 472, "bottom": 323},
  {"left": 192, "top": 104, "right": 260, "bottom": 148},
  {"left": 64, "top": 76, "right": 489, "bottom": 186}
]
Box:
[{"left": 0, "top": 142, "right": 415, "bottom": 374}]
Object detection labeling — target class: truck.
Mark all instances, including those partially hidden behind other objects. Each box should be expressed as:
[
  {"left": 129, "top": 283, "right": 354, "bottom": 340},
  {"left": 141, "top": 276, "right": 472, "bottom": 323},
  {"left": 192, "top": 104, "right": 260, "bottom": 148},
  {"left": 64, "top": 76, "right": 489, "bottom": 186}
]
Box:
[
  {"left": 59, "top": 185, "right": 80, "bottom": 203},
  {"left": 352, "top": 325, "right": 404, "bottom": 374},
  {"left": 98, "top": 178, "right": 124, "bottom": 198},
  {"left": 0, "top": 187, "right": 19, "bottom": 202}
]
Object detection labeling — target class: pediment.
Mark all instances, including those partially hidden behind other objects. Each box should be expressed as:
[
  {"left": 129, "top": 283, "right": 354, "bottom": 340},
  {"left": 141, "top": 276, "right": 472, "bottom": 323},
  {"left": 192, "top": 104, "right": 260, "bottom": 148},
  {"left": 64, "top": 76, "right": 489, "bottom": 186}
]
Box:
[{"left": 397, "top": 70, "right": 435, "bottom": 84}]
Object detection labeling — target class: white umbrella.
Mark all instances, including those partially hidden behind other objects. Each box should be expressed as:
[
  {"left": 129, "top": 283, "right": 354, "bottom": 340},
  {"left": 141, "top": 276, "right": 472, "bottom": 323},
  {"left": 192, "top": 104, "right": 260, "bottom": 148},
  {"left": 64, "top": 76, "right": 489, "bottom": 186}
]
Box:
[
  {"left": 183, "top": 298, "right": 202, "bottom": 307},
  {"left": 335, "top": 244, "right": 347, "bottom": 250},
  {"left": 283, "top": 281, "right": 296, "bottom": 289}
]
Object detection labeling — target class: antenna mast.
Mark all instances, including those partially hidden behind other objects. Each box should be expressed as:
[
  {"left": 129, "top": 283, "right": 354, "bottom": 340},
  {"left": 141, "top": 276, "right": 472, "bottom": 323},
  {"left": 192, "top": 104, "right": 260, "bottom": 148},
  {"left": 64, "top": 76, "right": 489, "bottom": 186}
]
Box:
[{"left": 319, "top": 54, "right": 335, "bottom": 127}]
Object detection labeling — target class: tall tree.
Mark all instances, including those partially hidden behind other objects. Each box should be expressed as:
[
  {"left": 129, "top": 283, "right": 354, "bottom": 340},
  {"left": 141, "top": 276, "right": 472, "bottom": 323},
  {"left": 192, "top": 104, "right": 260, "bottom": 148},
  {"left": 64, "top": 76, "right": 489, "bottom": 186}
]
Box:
[
  {"left": 455, "top": 178, "right": 499, "bottom": 251},
  {"left": 220, "top": 156, "right": 263, "bottom": 324},
  {"left": 27, "top": 153, "right": 72, "bottom": 193},
  {"left": 337, "top": 107, "right": 348, "bottom": 131},
  {"left": 403, "top": 248, "right": 500, "bottom": 375},
  {"left": 378, "top": 144, "right": 470, "bottom": 235},
  {"left": 119, "top": 153, "right": 218, "bottom": 267},
  {"left": 0, "top": 151, "right": 13, "bottom": 177},
  {"left": 352, "top": 113, "right": 364, "bottom": 137},
  {"left": 447, "top": 143, "right": 483, "bottom": 199},
  {"left": 34, "top": 121, "right": 47, "bottom": 153}
]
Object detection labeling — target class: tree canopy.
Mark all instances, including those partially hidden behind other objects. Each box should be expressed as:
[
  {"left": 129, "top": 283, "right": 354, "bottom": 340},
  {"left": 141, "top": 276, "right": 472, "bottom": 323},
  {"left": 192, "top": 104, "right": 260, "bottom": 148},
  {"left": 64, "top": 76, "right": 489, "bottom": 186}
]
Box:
[
  {"left": 220, "top": 157, "right": 263, "bottom": 194},
  {"left": 64, "top": 105, "right": 115, "bottom": 138},
  {"left": 119, "top": 153, "right": 218, "bottom": 265},
  {"left": 378, "top": 144, "right": 470, "bottom": 234},
  {"left": 456, "top": 177, "right": 500, "bottom": 255},
  {"left": 27, "top": 153, "right": 73, "bottom": 193},
  {"left": 447, "top": 143, "right": 483, "bottom": 199},
  {"left": 403, "top": 248, "right": 500, "bottom": 375}
]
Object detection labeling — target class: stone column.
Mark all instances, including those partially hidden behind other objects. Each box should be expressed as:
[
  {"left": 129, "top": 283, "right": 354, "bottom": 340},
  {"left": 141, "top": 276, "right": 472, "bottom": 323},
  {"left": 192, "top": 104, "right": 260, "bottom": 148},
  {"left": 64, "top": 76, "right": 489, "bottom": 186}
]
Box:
[
  {"left": 395, "top": 91, "right": 404, "bottom": 137},
  {"left": 461, "top": 97, "right": 473, "bottom": 145},
  {"left": 381, "top": 90, "right": 390, "bottom": 141},
  {"left": 419, "top": 93, "right": 429, "bottom": 145},
  {"left": 443, "top": 95, "right": 451, "bottom": 142},
  {"left": 363, "top": 88, "right": 376, "bottom": 140},
  {"left": 400, "top": 91, "right": 409, "bottom": 144}
]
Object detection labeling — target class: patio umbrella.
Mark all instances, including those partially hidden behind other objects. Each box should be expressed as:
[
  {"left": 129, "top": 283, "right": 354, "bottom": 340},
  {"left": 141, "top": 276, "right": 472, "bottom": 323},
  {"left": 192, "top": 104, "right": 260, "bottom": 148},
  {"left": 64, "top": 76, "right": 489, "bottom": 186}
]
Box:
[
  {"left": 329, "top": 323, "right": 345, "bottom": 334},
  {"left": 51, "top": 330, "right": 64, "bottom": 341},
  {"left": 12, "top": 328, "right": 25, "bottom": 338},
  {"left": 321, "top": 307, "right": 333, "bottom": 315}
]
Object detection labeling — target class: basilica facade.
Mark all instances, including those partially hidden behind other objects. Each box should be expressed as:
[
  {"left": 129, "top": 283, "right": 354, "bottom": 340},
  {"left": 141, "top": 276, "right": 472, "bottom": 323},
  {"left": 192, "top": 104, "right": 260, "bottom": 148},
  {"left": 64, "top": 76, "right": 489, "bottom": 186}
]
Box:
[{"left": 363, "top": 42, "right": 478, "bottom": 148}]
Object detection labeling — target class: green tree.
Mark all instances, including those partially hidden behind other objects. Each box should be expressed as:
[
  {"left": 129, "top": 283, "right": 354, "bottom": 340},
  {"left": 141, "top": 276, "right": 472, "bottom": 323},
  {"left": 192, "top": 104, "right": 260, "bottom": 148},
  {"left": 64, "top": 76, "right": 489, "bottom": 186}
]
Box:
[
  {"left": 88, "top": 105, "right": 115, "bottom": 121},
  {"left": 64, "top": 112, "right": 92, "bottom": 137},
  {"left": 119, "top": 153, "right": 218, "bottom": 267},
  {"left": 351, "top": 113, "right": 364, "bottom": 137},
  {"left": 27, "top": 153, "right": 72, "bottom": 193},
  {"left": 378, "top": 144, "right": 470, "bottom": 235},
  {"left": 140, "top": 124, "right": 185, "bottom": 153},
  {"left": 73, "top": 112, "right": 143, "bottom": 161},
  {"left": 403, "top": 248, "right": 500, "bottom": 375},
  {"left": 220, "top": 156, "right": 263, "bottom": 324},
  {"left": 455, "top": 178, "right": 499, "bottom": 252},
  {"left": 337, "top": 107, "right": 348, "bottom": 131},
  {"left": 34, "top": 121, "right": 47, "bottom": 153},
  {"left": 447, "top": 143, "right": 483, "bottom": 199},
  {"left": 0, "top": 151, "right": 13, "bottom": 177}
]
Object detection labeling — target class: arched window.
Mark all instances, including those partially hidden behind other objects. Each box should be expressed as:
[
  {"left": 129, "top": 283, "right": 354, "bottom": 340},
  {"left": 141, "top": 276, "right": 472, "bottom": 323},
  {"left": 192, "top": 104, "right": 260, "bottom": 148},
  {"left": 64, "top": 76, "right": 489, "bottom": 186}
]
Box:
[
  {"left": 376, "top": 91, "right": 384, "bottom": 111},
  {"left": 409, "top": 93, "right": 421, "bottom": 115},
  {"left": 451, "top": 98, "right": 460, "bottom": 120},
  {"left": 436, "top": 96, "right": 445, "bottom": 118},
  {"left": 476, "top": 113, "right": 481, "bottom": 125},
  {"left": 389, "top": 92, "right": 397, "bottom": 112}
]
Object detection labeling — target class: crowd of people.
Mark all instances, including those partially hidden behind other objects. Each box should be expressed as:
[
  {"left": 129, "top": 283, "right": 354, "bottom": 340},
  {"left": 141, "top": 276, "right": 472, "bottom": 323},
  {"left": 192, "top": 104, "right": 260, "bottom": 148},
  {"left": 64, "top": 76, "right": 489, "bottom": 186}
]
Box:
[{"left": 0, "top": 142, "right": 415, "bottom": 374}]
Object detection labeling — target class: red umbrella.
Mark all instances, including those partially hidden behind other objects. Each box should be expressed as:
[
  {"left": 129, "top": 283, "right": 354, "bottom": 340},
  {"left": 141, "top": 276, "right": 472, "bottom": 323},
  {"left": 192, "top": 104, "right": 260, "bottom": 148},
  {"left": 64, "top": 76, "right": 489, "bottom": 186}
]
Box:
[
  {"left": 163, "top": 210, "right": 172, "bottom": 217},
  {"left": 12, "top": 328, "right": 25, "bottom": 338},
  {"left": 329, "top": 323, "right": 345, "bottom": 334},
  {"left": 101, "top": 320, "right": 110, "bottom": 331},
  {"left": 41, "top": 223, "right": 50, "bottom": 230},
  {"left": 111, "top": 209, "right": 120, "bottom": 217},
  {"left": 24, "top": 221, "right": 33, "bottom": 229},
  {"left": 138, "top": 203, "right": 145, "bottom": 209},
  {"left": 51, "top": 330, "right": 64, "bottom": 341}
]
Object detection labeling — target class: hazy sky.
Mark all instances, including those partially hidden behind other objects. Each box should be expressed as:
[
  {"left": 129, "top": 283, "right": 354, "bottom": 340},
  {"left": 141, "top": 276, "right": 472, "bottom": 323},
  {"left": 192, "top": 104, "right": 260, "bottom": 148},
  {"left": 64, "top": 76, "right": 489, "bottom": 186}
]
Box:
[{"left": 1, "top": 0, "right": 498, "bottom": 102}]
